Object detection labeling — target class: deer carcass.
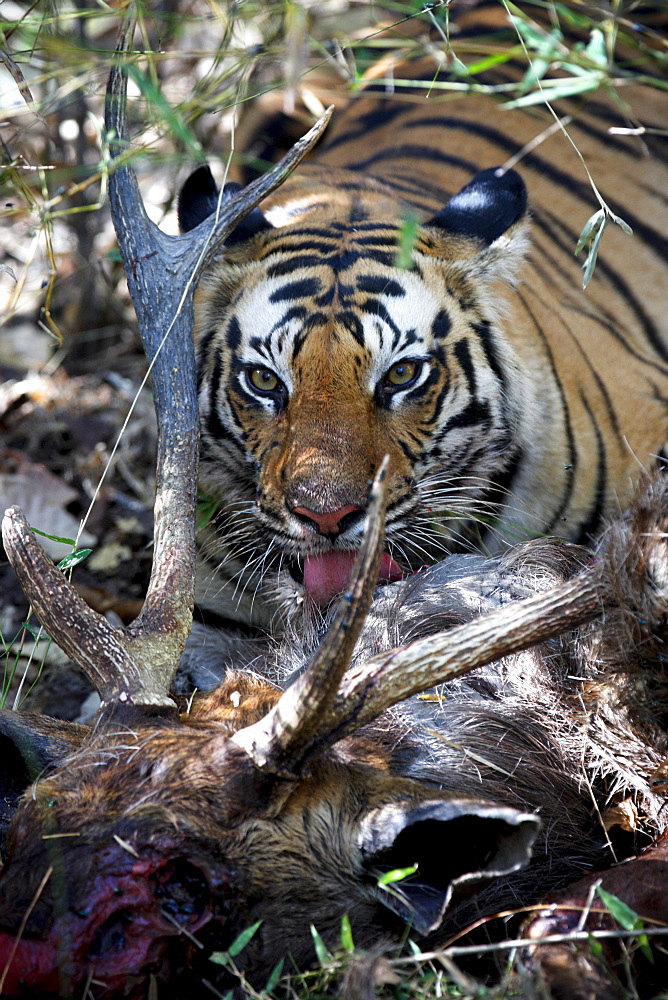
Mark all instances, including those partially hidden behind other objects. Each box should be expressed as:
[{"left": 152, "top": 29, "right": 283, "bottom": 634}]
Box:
[{"left": 1, "top": 470, "right": 668, "bottom": 997}]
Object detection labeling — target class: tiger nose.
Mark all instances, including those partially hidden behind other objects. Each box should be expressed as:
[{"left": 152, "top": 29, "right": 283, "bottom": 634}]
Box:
[{"left": 292, "top": 503, "right": 363, "bottom": 538}]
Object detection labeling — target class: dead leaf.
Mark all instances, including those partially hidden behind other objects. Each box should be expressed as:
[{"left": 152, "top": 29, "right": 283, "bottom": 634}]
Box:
[
  {"left": 0, "top": 461, "right": 96, "bottom": 559},
  {"left": 601, "top": 798, "right": 639, "bottom": 834},
  {"left": 88, "top": 542, "right": 132, "bottom": 573}
]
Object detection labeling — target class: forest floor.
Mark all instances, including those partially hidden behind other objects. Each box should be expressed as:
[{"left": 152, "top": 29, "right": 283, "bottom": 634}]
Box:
[{"left": 0, "top": 278, "right": 156, "bottom": 717}]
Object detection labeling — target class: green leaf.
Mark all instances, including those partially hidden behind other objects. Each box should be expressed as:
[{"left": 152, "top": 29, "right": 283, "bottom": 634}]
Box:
[
  {"left": 587, "top": 933, "right": 603, "bottom": 956},
  {"left": 575, "top": 208, "right": 628, "bottom": 289},
  {"left": 575, "top": 209, "right": 605, "bottom": 256},
  {"left": 125, "top": 64, "right": 202, "bottom": 155},
  {"left": 584, "top": 28, "right": 607, "bottom": 69},
  {"left": 228, "top": 920, "right": 262, "bottom": 957},
  {"left": 57, "top": 548, "right": 92, "bottom": 570},
  {"left": 638, "top": 933, "right": 654, "bottom": 964},
  {"left": 340, "top": 914, "right": 355, "bottom": 953},
  {"left": 504, "top": 74, "right": 601, "bottom": 109},
  {"left": 22, "top": 622, "right": 48, "bottom": 641},
  {"left": 310, "top": 924, "right": 332, "bottom": 967},
  {"left": 395, "top": 213, "right": 420, "bottom": 270},
  {"left": 553, "top": 2, "right": 593, "bottom": 29},
  {"left": 377, "top": 864, "right": 418, "bottom": 887},
  {"left": 596, "top": 887, "right": 640, "bottom": 931},
  {"left": 509, "top": 15, "right": 562, "bottom": 55},
  {"left": 196, "top": 494, "right": 219, "bottom": 531},
  {"left": 613, "top": 214, "right": 633, "bottom": 237},
  {"left": 519, "top": 56, "right": 551, "bottom": 94},
  {"left": 264, "top": 956, "right": 284, "bottom": 992},
  {"left": 208, "top": 951, "right": 230, "bottom": 966},
  {"left": 460, "top": 52, "right": 512, "bottom": 76},
  {"left": 581, "top": 221, "right": 605, "bottom": 288},
  {"left": 31, "top": 526, "right": 76, "bottom": 545}
]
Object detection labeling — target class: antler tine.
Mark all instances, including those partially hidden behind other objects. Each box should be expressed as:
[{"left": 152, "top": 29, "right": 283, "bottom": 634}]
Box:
[
  {"left": 232, "top": 457, "right": 390, "bottom": 774},
  {"left": 106, "top": 19, "right": 332, "bottom": 632},
  {"left": 331, "top": 480, "right": 668, "bottom": 737},
  {"left": 326, "top": 564, "right": 608, "bottom": 744},
  {"left": 1, "top": 507, "right": 175, "bottom": 710},
  {"left": 196, "top": 109, "right": 334, "bottom": 277},
  {"left": 106, "top": 15, "right": 333, "bottom": 295}
]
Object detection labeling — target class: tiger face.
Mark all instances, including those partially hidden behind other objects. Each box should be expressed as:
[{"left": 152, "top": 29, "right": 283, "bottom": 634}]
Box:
[{"left": 183, "top": 166, "right": 538, "bottom": 615}]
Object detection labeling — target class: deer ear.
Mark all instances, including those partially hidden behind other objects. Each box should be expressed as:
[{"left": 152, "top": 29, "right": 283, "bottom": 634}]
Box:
[
  {"left": 0, "top": 711, "right": 88, "bottom": 846},
  {"left": 427, "top": 167, "right": 527, "bottom": 245},
  {"left": 360, "top": 798, "right": 538, "bottom": 935},
  {"left": 178, "top": 166, "right": 273, "bottom": 243}
]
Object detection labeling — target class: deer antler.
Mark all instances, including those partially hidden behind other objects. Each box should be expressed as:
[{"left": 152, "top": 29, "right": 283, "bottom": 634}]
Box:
[
  {"left": 248, "top": 476, "right": 668, "bottom": 768},
  {"left": 329, "top": 562, "right": 606, "bottom": 738},
  {"left": 1, "top": 17, "right": 332, "bottom": 716}
]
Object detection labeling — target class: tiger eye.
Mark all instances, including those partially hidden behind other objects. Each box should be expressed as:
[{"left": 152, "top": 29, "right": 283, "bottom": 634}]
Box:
[
  {"left": 385, "top": 360, "right": 418, "bottom": 387},
  {"left": 249, "top": 367, "right": 280, "bottom": 392}
]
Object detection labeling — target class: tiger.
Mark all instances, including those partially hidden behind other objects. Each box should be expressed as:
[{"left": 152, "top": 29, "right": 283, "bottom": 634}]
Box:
[{"left": 179, "top": 3, "right": 668, "bottom": 636}]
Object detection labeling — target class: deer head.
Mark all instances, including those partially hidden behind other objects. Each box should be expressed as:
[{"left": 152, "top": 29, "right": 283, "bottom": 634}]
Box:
[
  {"left": 5, "top": 463, "right": 578, "bottom": 995},
  {"left": 0, "top": 451, "right": 622, "bottom": 997}
]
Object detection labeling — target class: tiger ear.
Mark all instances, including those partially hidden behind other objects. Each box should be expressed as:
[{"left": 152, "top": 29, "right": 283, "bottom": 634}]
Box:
[
  {"left": 427, "top": 167, "right": 527, "bottom": 244},
  {"left": 426, "top": 167, "right": 530, "bottom": 285},
  {"left": 177, "top": 165, "right": 273, "bottom": 243}
]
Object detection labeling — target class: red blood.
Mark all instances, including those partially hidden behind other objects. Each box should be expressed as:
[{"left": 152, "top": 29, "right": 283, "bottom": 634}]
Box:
[{"left": 0, "top": 934, "right": 62, "bottom": 994}]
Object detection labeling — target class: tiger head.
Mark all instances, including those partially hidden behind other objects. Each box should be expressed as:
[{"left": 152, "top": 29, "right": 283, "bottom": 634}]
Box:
[{"left": 180, "top": 165, "right": 532, "bottom": 616}]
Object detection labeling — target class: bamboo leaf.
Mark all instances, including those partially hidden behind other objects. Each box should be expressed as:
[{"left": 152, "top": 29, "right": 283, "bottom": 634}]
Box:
[
  {"left": 584, "top": 28, "right": 607, "bottom": 68},
  {"left": 196, "top": 494, "right": 219, "bottom": 531},
  {"left": 31, "top": 526, "right": 76, "bottom": 545},
  {"left": 22, "top": 622, "right": 48, "bottom": 641},
  {"left": 575, "top": 209, "right": 604, "bottom": 256},
  {"left": 378, "top": 864, "right": 418, "bottom": 887},
  {"left": 228, "top": 920, "right": 263, "bottom": 957},
  {"left": 596, "top": 887, "right": 640, "bottom": 931},
  {"left": 340, "top": 914, "right": 355, "bottom": 953},
  {"left": 504, "top": 74, "right": 601, "bottom": 109},
  {"left": 125, "top": 64, "right": 202, "bottom": 155},
  {"left": 57, "top": 548, "right": 92, "bottom": 570},
  {"left": 264, "top": 957, "right": 284, "bottom": 992},
  {"left": 581, "top": 222, "right": 605, "bottom": 288},
  {"left": 395, "top": 214, "right": 420, "bottom": 269},
  {"left": 310, "top": 924, "right": 332, "bottom": 967}
]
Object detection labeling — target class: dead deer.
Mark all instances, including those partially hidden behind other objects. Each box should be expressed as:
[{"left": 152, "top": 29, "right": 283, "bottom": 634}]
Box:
[
  {"left": 1, "top": 22, "right": 667, "bottom": 1000},
  {"left": 3, "top": 460, "right": 668, "bottom": 997}
]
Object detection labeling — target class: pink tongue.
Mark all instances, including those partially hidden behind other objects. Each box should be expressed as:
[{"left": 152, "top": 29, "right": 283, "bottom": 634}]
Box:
[{"left": 303, "top": 550, "right": 403, "bottom": 608}]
